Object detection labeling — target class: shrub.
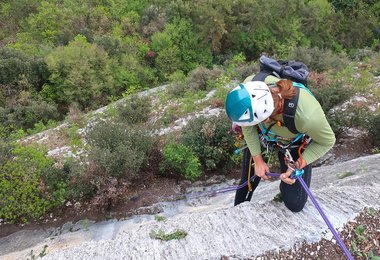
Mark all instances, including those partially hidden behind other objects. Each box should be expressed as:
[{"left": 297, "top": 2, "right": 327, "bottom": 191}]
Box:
[
  {"left": 0, "top": 47, "right": 50, "bottom": 93},
  {"left": 151, "top": 18, "right": 212, "bottom": 77},
  {"left": 0, "top": 91, "right": 60, "bottom": 131},
  {"left": 180, "top": 114, "right": 236, "bottom": 173},
  {"left": 41, "top": 35, "right": 114, "bottom": 111},
  {"left": 186, "top": 66, "right": 224, "bottom": 91},
  {"left": 61, "top": 158, "right": 97, "bottom": 199},
  {"left": 160, "top": 143, "right": 201, "bottom": 181},
  {"left": 328, "top": 105, "right": 372, "bottom": 135},
  {"left": 232, "top": 62, "right": 259, "bottom": 82},
  {"left": 308, "top": 71, "right": 332, "bottom": 89},
  {"left": 66, "top": 103, "right": 85, "bottom": 126},
  {"left": 117, "top": 95, "right": 152, "bottom": 124},
  {"left": 350, "top": 48, "right": 375, "bottom": 61},
  {"left": 149, "top": 229, "right": 187, "bottom": 241},
  {"left": 368, "top": 113, "right": 380, "bottom": 147},
  {"left": 0, "top": 139, "right": 12, "bottom": 167},
  {"left": 0, "top": 144, "right": 65, "bottom": 222},
  {"left": 288, "top": 46, "right": 348, "bottom": 72},
  {"left": 85, "top": 120, "right": 153, "bottom": 180},
  {"left": 166, "top": 70, "right": 187, "bottom": 97},
  {"left": 312, "top": 82, "right": 353, "bottom": 113}
]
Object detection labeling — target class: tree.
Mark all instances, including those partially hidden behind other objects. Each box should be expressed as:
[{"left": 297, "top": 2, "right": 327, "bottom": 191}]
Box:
[
  {"left": 0, "top": 0, "right": 40, "bottom": 43},
  {"left": 41, "top": 35, "right": 114, "bottom": 111},
  {"left": 23, "top": 1, "right": 69, "bottom": 45},
  {"left": 0, "top": 47, "right": 49, "bottom": 95},
  {"left": 151, "top": 18, "right": 212, "bottom": 78}
]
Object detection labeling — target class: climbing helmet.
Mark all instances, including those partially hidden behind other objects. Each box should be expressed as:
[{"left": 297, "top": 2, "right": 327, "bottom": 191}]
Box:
[{"left": 225, "top": 81, "right": 274, "bottom": 126}]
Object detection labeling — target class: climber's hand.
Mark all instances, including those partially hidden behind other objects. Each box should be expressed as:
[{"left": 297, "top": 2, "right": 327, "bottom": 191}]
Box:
[
  {"left": 280, "top": 168, "right": 296, "bottom": 185},
  {"left": 252, "top": 154, "right": 270, "bottom": 180}
]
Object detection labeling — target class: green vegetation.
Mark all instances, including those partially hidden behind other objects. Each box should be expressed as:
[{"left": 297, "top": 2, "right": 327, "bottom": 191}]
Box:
[
  {"left": 0, "top": 0, "right": 379, "bottom": 136},
  {"left": 116, "top": 95, "right": 152, "bottom": 124},
  {"left": 180, "top": 114, "right": 236, "bottom": 172},
  {"left": 338, "top": 171, "right": 355, "bottom": 179},
  {"left": 86, "top": 120, "right": 153, "bottom": 179},
  {"left": 154, "top": 215, "right": 166, "bottom": 222},
  {"left": 1, "top": 0, "right": 380, "bottom": 223},
  {"left": 160, "top": 143, "right": 201, "bottom": 181},
  {"left": 0, "top": 144, "right": 66, "bottom": 222},
  {"left": 149, "top": 229, "right": 188, "bottom": 241}
]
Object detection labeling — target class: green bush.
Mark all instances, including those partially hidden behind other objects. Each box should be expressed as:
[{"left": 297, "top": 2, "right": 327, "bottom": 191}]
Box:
[
  {"left": 349, "top": 48, "right": 375, "bottom": 61},
  {"left": 117, "top": 95, "right": 152, "bottom": 124},
  {"left": 86, "top": 120, "right": 153, "bottom": 180},
  {"left": 312, "top": 82, "right": 353, "bottom": 113},
  {"left": 151, "top": 17, "right": 212, "bottom": 78},
  {"left": 368, "top": 113, "right": 380, "bottom": 147},
  {"left": 288, "top": 46, "right": 348, "bottom": 72},
  {"left": 0, "top": 47, "right": 50, "bottom": 93},
  {"left": 166, "top": 70, "right": 187, "bottom": 97},
  {"left": 0, "top": 139, "right": 12, "bottom": 167},
  {"left": 186, "top": 66, "right": 224, "bottom": 91},
  {"left": 61, "top": 158, "right": 99, "bottom": 199},
  {"left": 232, "top": 62, "right": 259, "bottom": 82},
  {"left": 0, "top": 144, "right": 65, "bottom": 222},
  {"left": 180, "top": 114, "right": 236, "bottom": 172},
  {"left": 328, "top": 105, "right": 372, "bottom": 135},
  {"left": 0, "top": 91, "right": 60, "bottom": 131},
  {"left": 41, "top": 35, "right": 114, "bottom": 111},
  {"left": 160, "top": 143, "right": 201, "bottom": 181}
]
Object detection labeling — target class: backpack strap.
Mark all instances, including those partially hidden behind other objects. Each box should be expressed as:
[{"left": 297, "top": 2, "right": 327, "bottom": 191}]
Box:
[{"left": 283, "top": 87, "right": 300, "bottom": 134}]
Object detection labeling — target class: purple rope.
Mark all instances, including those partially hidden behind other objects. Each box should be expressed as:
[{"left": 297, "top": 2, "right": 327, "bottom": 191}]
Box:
[
  {"left": 296, "top": 176, "right": 354, "bottom": 260},
  {"left": 267, "top": 172, "right": 353, "bottom": 260},
  {"left": 190, "top": 172, "right": 353, "bottom": 259},
  {"left": 160, "top": 172, "right": 353, "bottom": 259}
]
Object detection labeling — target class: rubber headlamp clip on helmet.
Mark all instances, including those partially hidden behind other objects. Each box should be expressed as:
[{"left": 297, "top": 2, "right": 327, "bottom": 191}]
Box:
[{"left": 225, "top": 81, "right": 274, "bottom": 126}]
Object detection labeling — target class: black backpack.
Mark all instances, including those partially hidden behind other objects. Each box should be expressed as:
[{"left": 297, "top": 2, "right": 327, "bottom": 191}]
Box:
[{"left": 252, "top": 55, "right": 310, "bottom": 134}]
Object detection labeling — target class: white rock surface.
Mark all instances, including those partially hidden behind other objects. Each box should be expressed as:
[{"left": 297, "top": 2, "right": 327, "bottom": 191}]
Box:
[{"left": 1, "top": 153, "right": 379, "bottom": 260}]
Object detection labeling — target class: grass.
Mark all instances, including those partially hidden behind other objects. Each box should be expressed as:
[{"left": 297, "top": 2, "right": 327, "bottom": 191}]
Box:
[
  {"left": 149, "top": 229, "right": 187, "bottom": 241},
  {"left": 338, "top": 171, "right": 355, "bottom": 179},
  {"left": 154, "top": 215, "right": 166, "bottom": 222},
  {"left": 27, "top": 245, "right": 48, "bottom": 260},
  {"left": 66, "top": 123, "right": 82, "bottom": 147}
]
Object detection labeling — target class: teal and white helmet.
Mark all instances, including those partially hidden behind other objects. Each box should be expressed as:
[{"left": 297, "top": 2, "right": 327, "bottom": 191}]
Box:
[{"left": 225, "top": 81, "right": 274, "bottom": 126}]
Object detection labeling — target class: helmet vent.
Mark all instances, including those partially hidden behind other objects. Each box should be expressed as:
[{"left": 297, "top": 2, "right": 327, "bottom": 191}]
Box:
[
  {"left": 251, "top": 94, "right": 256, "bottom": 99},
  {"left": 254, "top": 112, "right": 258, "bottom": 118}
]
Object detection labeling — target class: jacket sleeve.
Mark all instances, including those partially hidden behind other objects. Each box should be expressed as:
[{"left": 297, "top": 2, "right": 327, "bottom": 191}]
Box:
[{"left": 242, "top": 126, "right": 262, "bottom": 157}]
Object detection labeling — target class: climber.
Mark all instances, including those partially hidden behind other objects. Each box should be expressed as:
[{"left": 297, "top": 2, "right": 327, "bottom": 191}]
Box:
[{"left": 225, "top": 78, "right": 335, "bottom": 212}]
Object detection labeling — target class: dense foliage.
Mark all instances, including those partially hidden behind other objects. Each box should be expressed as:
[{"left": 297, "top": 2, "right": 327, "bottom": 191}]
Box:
[
  {"left": 85, "top": 120, "right": 153, "bottom": 179},
  {"left": 0, "top": 143, "right": 65, "bottom": 222},
  {"left": 180, "top": 114, "right": 236, "bottom": 173},
  {"left": 160, "top": 143, "right": 201, "bottom": 181},
  {"left": 1, "top": 0, "right": 380, "bottom": 222},
  {"left": 0, "top": 0, "right": 379, "bottom": 135}
]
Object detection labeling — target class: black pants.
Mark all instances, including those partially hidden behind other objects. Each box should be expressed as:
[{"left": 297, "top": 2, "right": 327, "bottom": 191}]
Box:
[{"left": 234, "top": 148, "right": 312, "bottom": 212}]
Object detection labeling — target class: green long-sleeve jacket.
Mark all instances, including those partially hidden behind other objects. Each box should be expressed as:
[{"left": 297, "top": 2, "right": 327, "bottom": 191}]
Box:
[{"left": 241, "top": 75, "right": 335, "bottom": 165}]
